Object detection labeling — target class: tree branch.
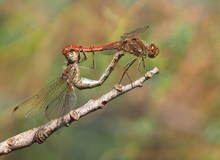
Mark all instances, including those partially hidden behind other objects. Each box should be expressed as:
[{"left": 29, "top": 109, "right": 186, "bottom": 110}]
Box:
[{"left": 0, "top": 67, "right": 159, "bottom": 156}]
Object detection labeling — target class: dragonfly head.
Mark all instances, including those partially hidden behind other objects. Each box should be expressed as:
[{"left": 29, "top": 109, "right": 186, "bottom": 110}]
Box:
[
  {"left": 64, "top": 51, "right": 79, "bottom": 64},
  {"left": 146, "top": 43, "right": 159, "bottom": 58},
  {"left": 62, "top": 45, "right": 71, "bottom": 55}
]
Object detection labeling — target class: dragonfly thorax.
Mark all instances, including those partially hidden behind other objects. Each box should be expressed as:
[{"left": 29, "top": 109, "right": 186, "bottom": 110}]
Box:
[
  {"left": 120, "top": 38, "right": 146, "bottom": 57},
  {"left": 62, "top": 63, "right": 80, "bottom": 88}
]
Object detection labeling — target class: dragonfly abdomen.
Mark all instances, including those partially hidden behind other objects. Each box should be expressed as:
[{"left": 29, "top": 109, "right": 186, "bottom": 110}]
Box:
[{"left": 62, "top": 41, "right": 119, "bottom": 55}]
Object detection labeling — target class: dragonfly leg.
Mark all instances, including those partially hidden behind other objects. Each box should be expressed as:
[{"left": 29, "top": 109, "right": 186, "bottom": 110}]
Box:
[
  {"left": 119, "top": 57, "right": 138, "bottom": 84},
  {"left": 136, "top": 57, "right": 148, "bottom": 76},
  {"left": 81, "top": 51, "right": 88, "bottom": 62},
  {"left": 137, "top": 57, "right": 142, "bottom": 70},
  {"left": 142, "top": 57, "right": 147, "bottom": 70},
  {"left": 124, "top": 71, "right": 133, "bottom": 85},
  {"left": 79, "top": 47, "right": 96, "bottom": 70},
  {"left": 78, "top": 47, "right": 87, "bottom": 63},
  {"left": 91, "top": 50, "right": 96, "bottom": 69}
]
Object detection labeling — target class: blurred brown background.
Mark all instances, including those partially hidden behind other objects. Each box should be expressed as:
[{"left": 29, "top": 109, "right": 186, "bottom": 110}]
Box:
[{"left": 0, "top": 0, "right": 220, "bottom": 160}]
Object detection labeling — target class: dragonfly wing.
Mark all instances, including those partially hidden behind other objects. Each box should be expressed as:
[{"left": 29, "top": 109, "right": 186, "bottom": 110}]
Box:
[
  {"left": 120, "top": 26, "right": 149, "bottom": 40},
  {"left": 12, "top": 78, "right": 72, "bottom": 122},
  {"left": 44, "top": 87, "right": 77, "bottom": 120},
  {"left": 62, "top": 89, "right": 77, "bottom": 115},
  {"left": 100, "top": 49, "right": 118, "bottom": 55}
]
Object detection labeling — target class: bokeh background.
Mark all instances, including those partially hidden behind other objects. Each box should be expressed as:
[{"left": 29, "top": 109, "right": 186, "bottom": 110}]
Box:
[{"left": 0, "top": 0, "right": 220, "bottom": 159}]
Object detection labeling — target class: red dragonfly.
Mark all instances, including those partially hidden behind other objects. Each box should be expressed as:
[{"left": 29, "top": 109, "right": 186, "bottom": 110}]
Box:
[
  {"left": 12, "top": 50, "right": 124, "bottom": 122},
  {"left": 62, "top": 26, "right": 159, "bottom": 83}
]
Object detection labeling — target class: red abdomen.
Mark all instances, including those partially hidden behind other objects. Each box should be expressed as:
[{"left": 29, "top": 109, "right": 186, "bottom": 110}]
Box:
[{"left": 62, "top": 41, "right": 119, "bottom": 55}]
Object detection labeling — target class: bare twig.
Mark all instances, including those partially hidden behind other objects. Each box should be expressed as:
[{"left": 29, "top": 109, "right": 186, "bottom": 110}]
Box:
[{"left": 0, "top": 67, "right": 159, "bottom": 156}]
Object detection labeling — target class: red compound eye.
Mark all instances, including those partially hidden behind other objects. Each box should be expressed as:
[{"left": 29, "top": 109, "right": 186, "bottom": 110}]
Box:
[{"left": 147, "top": 43, "right": 159, "bottom": 58}]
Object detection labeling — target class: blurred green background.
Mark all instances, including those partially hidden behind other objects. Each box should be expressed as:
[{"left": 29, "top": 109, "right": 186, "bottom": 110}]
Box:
[{"left": 0, "top": 0, "right": 220, "bottom": 159}]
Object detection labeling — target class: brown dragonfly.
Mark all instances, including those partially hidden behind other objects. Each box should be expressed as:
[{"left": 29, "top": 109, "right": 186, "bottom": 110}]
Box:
[{"left": 62, "top": 26, "right": 159, "bottom": 83}]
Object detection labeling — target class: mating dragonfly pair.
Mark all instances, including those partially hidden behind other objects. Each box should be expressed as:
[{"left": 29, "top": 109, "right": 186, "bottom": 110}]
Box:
[{"left": 12, "top": 26, "right": 159, "bottom": 121}]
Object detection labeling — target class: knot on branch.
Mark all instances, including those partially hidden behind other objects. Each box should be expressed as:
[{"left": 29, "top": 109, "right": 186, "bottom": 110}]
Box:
[
  {"left": 3, "top": 148, "right": 11, "bottom": 154},
  {"left": 114, "top": 84, "right": 123, "bottom": 91},
  {"left": 34, "top": 126, "right": 53, "bottom": 144},
  {"left": 7, "top": 138, "right": 15, "bottom": 146},
  {"left": 69, "top": 110, "right": 80, "bottom": 120}
]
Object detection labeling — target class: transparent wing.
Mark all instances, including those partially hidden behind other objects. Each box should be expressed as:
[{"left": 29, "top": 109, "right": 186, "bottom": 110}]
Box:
[
  {"left": 12, "top": 77, "right": 77, "bottom": 122},
  {"left": 120, "top": 26, "right": 149, "bottom": 40},
  {"left": 44, "top": 86, "right": 77, "bottom": 120},
  {"left": 100, "top": 49, "right": 118, "bottom": 55}
]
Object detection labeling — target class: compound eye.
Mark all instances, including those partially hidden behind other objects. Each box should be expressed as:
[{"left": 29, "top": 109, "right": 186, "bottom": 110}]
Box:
[
  {"left": 147, "top": 43, "right": 159, "bottom": 58},
  {"left": 64, "top": 51, "right": 77, "bottom": 64}
]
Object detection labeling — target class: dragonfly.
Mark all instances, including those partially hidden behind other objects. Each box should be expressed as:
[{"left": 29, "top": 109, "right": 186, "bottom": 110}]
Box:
[
  {"left": 62, "top": 26, "right": 159, "bottom": 83},
  {"left": 12, "top": 50, "right": 124, "bottom": 121}
]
